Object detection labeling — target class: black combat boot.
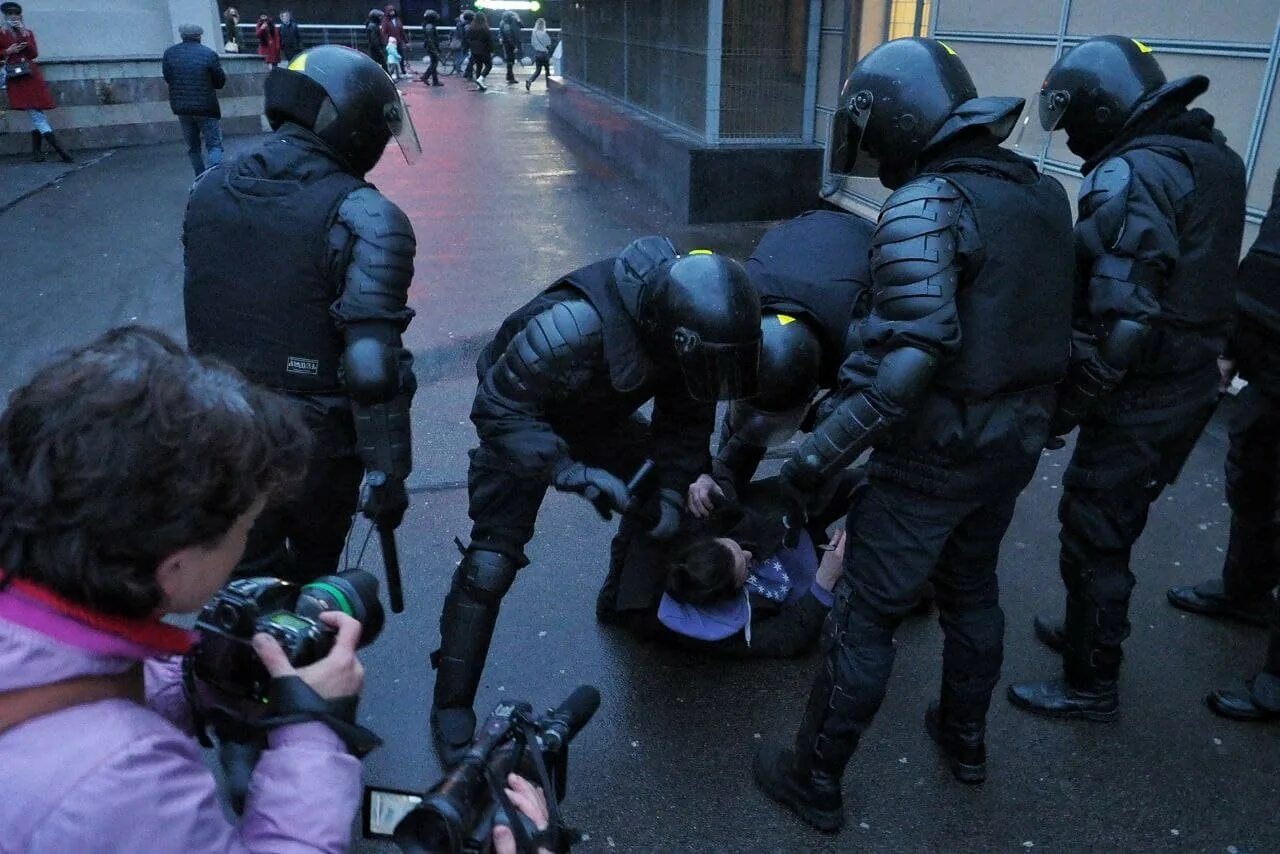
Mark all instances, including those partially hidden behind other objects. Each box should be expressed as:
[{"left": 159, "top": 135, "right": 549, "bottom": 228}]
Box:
[
  {"left": 1008, "top": 596, "right": 1119, "bottom": 721},
  {"left": 31, "top": 130, "right": 44, "bottom": 162},
  {"left": 430, "top": 549, "right": 517, "bottom": 767},
  {"left": 925, "top": 691, "right": 987, "bottom": 784},
  {"left": 41, "top": 131, "right": 73, "bottom": 163},
  {"left": 754, "top": 670, "right": 850, "bottom": 833}
]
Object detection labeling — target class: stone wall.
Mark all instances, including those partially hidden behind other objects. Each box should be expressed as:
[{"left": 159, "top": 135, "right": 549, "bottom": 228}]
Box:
[{"left": 0, "top": 54, "right": 267, "bottom": 155}]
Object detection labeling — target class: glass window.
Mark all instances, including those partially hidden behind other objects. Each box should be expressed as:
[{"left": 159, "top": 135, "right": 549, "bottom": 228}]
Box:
[{"left": 887, "top": 0, "right": 931, "bottom": 40}]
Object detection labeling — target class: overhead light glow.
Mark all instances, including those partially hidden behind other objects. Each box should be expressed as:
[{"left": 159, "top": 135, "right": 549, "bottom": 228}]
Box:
[{"left": 475, "top": 0, "right": 541, "bottom": 10}]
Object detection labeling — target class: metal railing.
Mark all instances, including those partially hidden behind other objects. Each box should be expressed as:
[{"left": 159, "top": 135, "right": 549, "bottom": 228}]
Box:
[{"left": 231, "top": 23, "right": 560, "bottom": 60}]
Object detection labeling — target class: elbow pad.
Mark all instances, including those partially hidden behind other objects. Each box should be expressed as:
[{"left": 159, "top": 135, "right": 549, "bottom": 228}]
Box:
[
  {"left": 873, "top": 346, "right": 937, "bottom": 417},
  {"left": 343, "top": 336, "right": 398, "bottom": 405},
  {"left": 1098, "top": 317, "right": 1149, "bottom": 374}
]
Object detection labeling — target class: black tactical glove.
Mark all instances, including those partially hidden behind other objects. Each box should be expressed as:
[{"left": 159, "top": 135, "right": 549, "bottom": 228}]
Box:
[
  {"left": 613, "top": 235, "right": 678, "bottom": 290},
  {"left": 778, "top": 452, "right": 823, "bottom": 534},
  {"left": 645, "top": 488, "right": 683, "bottom": 541},
  {"left": 551, "top": 459, "right": 632, "bottom": 521},
  {"left": 360, "top": 470, "right": 409, "bottom": 529},
  {"left": 1046, "top": 358, "right": 1116, "bottom": 449}
]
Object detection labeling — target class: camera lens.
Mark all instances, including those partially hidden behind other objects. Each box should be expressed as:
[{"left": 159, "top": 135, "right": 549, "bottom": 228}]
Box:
[{"left": 214, "top": 602, "right": 240, "bottom": 631}]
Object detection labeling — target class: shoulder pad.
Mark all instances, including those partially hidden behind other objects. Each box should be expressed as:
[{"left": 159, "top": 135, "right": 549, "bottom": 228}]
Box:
[
  {"left": 869, "top": 177, "right": 963, "bottom": 321},
  {"left": 1077, "top": 157, "right": 1132, "bottom": 250},
  {"left": 338, "top": 187, "right": 416, "bottom": 300},
  {"left": 614, "top": 236, "right": 678, "bottom": 290},
  {"left": 493, "top": 299, "right": 604, "bottom": 402}
]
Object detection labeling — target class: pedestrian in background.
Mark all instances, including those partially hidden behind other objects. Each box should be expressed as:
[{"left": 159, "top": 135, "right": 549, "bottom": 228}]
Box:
[
  {"left": 381, "top": 5, "right": 407, "bottom": 77},
  {"left": 420, "top": 9, "right": 442, "bottom": 86},
  {"left": 526, "top": 17, "right": 551, "bottom": 91},
  {"left": 0, "top": 2, "right": 72, "bottom": 163},
  {"left": 256, "top": 13, "right": 280, "bottom": 68},
  {"left": 365, "top": 8, "right": 386, "bottom": 69},
  {"left": 162, "top": 23, "right": 226, "bottom": 176},
  {"left": 499, "top": 10, "right": 521, "bottom": 85},
  {"left": 385, "top": 36, "right": 402, "bottom": 80},
  {"left": 278, "top": 10, "right": 302, "bottom": 64},
  {"left": 455, "top": 11, "right": 473, "bottom": 79},
  {"left": 467, "top": 11, "right": 495, "bottom": 91},
  {"left": 222, "top": 6, "right": 240, "bottom": 52}
]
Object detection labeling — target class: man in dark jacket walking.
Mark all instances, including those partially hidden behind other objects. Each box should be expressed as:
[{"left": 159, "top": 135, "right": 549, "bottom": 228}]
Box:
[
  {"left": 1008, "top": 37, "right": 1248, "bottom": 722},
  {"left": 278, "top": 10, "right": 302, "bottom": 63},
  {"left": 162, "top": 24, "right": 226, "bottom": 176},
  {"left": 499, "top": 11, "right": 521, "bottom": 84}
]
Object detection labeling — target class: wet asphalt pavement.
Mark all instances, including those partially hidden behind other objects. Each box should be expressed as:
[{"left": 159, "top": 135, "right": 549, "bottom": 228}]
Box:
[{"left": 0, "top": 72, "right": 1276, "bottom": 853}]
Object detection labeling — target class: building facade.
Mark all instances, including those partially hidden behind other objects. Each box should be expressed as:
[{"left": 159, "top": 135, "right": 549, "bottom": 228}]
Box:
[{"left": 558, "top": 0, "right": 1279, "bottom": 242}]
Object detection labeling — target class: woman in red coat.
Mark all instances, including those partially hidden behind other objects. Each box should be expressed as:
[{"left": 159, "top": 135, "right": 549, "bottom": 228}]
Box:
[
  {"left": 256, "top": 14, "right": 280, "bottom": 67},
  {"left": 1, "top": 2, "right": 71, "bottom": 162}
]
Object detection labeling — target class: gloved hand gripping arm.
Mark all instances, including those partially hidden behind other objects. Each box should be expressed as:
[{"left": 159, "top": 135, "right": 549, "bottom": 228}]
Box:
[{"left": 780, "top": 177, "right": 965, "bottom": 519}]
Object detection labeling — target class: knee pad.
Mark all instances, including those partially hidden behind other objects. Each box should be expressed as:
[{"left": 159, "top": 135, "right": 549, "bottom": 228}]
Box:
[{"left": 455, "top": 549, "right": 519, "bottom": 605}]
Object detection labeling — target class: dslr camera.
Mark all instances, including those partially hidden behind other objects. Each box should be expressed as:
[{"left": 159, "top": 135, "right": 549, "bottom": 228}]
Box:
[
  {"left": 366, "top": 686, "right": 601, "bottom": 853},
  {"left": 191, "top": 568, "right": 384, "bottom": 701}
]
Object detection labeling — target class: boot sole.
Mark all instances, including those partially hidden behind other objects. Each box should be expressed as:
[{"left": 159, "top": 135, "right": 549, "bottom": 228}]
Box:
[
  {"left": 752, "top": 755, "right": 844, "bottom": 834},
  {"left": 1007, "top": 689, "right": 1119, "bottom": 722}
]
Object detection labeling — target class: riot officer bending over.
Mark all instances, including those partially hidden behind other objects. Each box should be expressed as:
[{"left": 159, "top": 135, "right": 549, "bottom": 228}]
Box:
[
  {"left": 1008, "top": 37, "right": 1247, "bottom": 721},
  {"left": 754, "top": 38, "right": 1075, "bottom": 832},
  {"left": 184, "top": 46, "right": 418, "bottom": 587},
  {"left": 432, "top": 240, "right": 761, "bottom": 766},
  {"left": 699, "top": 210, "right": 874, "bottom": 502},
  {"left": 1169, "top": 168, "right": 1280, "bottom": 721}
]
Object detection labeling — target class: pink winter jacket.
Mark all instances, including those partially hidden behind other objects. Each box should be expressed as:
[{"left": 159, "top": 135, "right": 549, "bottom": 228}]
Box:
[{"left": 0, "top": 578, "right": 362, "bottom": 853}]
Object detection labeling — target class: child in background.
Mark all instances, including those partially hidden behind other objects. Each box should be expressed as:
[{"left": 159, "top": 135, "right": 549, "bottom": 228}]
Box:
[{"left": 385, "top": 36, "right": 402, "bottom": 80}]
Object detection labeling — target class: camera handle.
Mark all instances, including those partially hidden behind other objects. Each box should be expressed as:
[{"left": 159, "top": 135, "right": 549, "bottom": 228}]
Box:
[{"left": 488, "top": 711, "right": 578, "bottom": 854}]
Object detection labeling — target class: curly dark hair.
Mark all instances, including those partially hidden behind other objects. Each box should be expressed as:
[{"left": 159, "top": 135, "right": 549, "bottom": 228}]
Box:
[
  {"left": 664, "top": 536, "right": 739, "bottom": 606},
  {"left": 0, "top": 326, "right": 311, "bottom": 618}
]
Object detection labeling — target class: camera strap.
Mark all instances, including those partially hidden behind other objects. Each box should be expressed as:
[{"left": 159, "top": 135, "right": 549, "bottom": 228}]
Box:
[{"left": 0, "top": 665, "right": 143, "bottom": 738}]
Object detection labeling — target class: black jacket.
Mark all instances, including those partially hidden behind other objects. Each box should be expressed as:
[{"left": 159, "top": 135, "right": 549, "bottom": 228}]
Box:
[
  {"left": 161, "top": 39, "right": 226, "bottom": 118},
  {"left": 467, "top": 24, "right": 495, "bottom": 58},
  {"left": 471, "top": 259, "right": 714, "bottom": 496},
  {"left": 1234, "top": 168, "right": 1280, "bottom": 394},
  {"left": 499, "top": 17, "right": 521, "bottom": 48},
  {"left": 279, "top": 20, "right": 302, "bottom": 56},
  {"left": 423, "top": 22, "right": 439, "bottom": 56}
]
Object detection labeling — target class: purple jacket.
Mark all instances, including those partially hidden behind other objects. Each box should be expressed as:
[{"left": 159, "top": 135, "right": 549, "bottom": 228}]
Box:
[{"left": 0, "top": 579, "right": 362, "bottom": 853}]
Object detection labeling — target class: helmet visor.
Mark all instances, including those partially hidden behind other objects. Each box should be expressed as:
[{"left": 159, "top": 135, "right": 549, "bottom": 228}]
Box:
[
  {"left": 828, "top": 88, "right": 878, "bottom": 178},
  {"left": 673, "top": 328, "right": 761, "bottom": 402},
  {"left": 1010, "top": 85, "right": 1069, "bottom": 158},
  {"left": 386, "top": 89, "right": 422, "bottom": 166}
]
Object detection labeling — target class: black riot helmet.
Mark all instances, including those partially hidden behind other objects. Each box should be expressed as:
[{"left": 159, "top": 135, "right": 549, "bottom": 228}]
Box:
[
  {"left": 829, "top": 38, "right": 978, "bottom": 188},
  {"left": 751, "top": 312, "right": 822, "bottom": 414},
  {"left": 639, "top": 252, "right": 762, "bottom": 402},
  {"left": 1038, "top": 36, "right": 1167, "bottom": 160},
  {"left": 264, "top": 46, "right": 421, "bottom": 177}
]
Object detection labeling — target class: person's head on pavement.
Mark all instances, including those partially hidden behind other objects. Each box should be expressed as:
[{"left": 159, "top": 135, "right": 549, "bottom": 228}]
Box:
[
  {"left": 264, "top": 44, "right": 421, "bottom": 176},
  {"left": 178, "top": 23, "right": 203, "bottom": 42}
]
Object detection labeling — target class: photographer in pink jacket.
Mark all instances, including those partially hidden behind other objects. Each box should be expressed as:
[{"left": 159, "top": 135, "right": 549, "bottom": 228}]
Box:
[{"left": 0, "top": 327, "right": 369, "bottom": 852}]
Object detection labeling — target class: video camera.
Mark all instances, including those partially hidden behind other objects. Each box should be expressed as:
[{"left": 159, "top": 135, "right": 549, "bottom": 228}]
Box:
[
  {"left": 365, "top": 686, "right": 601, "bottom": 854},
  {"left": 190, "top": 568, "right": 385, "bottom": 701}
]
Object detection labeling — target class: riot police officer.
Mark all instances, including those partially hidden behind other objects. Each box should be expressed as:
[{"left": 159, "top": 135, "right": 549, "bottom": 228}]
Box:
[
  {"left": 1008, "top": 37, "right": 1247, "bottom": 721},
  {"left": 753, "top": 38, "right": 1075, "bottom": 832},
  {"left": 432, "top": 239, "right": 761, "bottom": 765},
  {"left": 1169, "top": 167, "right": 1280, "bottom": 721},
  {"left": 707, "top": 211, "right": 874, "bottom": 498},
  {"left": 184, "top": 46, "right": 418, "bottom": 586},
  {"left": 182, "top": 45, "right": 419, "bottom": 811}
]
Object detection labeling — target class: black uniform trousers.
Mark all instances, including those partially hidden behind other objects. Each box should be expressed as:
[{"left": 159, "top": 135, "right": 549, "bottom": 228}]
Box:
[
  {"left": 238, "top": 403, "right": 364, "bottom": 584},
  {"left": 1217, "top": 385, "right": 1280, "bottom": 688},
  {"left": 502, "top": 43, "right": 518, "bottom": 81},
  {"left": 466, "top": 416, "right": 651, "bottom": 566},
  {"left": 805, "top": 468, "right": 1030, "bottom": 762},
  {"left": 1057, "top": 390, "right": 1218, "bottom": 681}
]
